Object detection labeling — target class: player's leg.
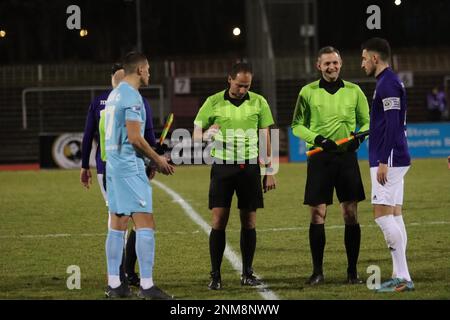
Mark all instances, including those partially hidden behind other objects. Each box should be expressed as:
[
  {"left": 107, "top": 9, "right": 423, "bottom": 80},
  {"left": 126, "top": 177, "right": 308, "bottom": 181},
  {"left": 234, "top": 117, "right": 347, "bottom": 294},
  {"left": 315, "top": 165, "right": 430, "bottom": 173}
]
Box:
[
  {"left": 132, "top": 212, "right": 172, "bottom": 300},
  {"left": 387, "top": 175, "right": 407, "bottom": 279},
  {"left": 336, "top": 152, "right": 365, "bottom": 284},
  {"left": 391, "top": 170, "right": 411, "bottom": 290},
  {"left": 104, "top": 174, "right": 132, "bottom": 298},
  {"left": 100, "top": 172, "right": 127, "bottom": 284},
  {"left": 304, "top": 153, "right": 335, "bottom": 285},
  {"left": 393, "top": 177, "right": 408, "bottom": 253},
  {"left": 236, "top": 163, "right": 264, "bottom": 286},
  {"left": 394, "top": 206, "right": 407, "bottom": 258},
  {"left": 105, "top": 213, "right": 132, "bottom": 298},
  {"left": 207, "top": 163, "right": 235, "bottom": 290},
  {"left": 124, "top": 227, "right": 139, "bottom": 287},
  {"left": 132, "top": 213, "right": 155, "bottom": 291},
  {"left": 371, "top": 167, "right": 413, "bottom": 292}
]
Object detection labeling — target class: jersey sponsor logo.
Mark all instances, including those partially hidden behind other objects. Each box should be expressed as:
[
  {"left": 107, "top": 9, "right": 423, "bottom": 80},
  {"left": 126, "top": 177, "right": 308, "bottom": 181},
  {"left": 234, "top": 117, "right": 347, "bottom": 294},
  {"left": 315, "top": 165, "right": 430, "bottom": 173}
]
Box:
[
  {"left": 382, "top": 97, "right": 401, "bottom": 111},
  {"left": 131, "top": 105, "right": 141, "bottom": 112}
]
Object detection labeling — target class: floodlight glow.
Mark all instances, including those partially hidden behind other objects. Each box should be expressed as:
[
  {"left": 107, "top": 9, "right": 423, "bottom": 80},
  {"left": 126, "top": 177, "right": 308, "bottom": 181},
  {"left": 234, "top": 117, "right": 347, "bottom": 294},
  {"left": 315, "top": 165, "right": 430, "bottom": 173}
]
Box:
[
  {"left": 0, "top": 30, "right": 6, "bottom": 38},
  {"left": 79, "top": 29, "right": 88, "bottom": 37},
  {"left": 233, "top": 27, "right": 241, "bottom": 36},
  {"left": 394, "top": 0, "right": 401, "bottom": 5}
]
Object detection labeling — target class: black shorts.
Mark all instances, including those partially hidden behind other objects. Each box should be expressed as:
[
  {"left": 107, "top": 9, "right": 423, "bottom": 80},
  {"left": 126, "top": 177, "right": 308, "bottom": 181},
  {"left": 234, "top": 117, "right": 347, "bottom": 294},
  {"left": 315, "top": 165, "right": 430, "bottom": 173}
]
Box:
[
  {"left": 304, "top": 151, "right": 365, "bottom": 206},
  {"left": 209, "top": 162, "right": 264, "bottom": 210}
]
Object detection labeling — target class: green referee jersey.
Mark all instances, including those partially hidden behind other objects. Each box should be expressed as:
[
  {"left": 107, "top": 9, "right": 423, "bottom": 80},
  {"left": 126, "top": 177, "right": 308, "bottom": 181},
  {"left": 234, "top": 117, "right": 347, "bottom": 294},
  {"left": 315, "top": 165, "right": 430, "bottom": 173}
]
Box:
[
  {"left": 291, "top": 79, "right": 370, "bottom": 151},
  {"left": 194, "top": 90, "right": 275, "bottom": 161}
]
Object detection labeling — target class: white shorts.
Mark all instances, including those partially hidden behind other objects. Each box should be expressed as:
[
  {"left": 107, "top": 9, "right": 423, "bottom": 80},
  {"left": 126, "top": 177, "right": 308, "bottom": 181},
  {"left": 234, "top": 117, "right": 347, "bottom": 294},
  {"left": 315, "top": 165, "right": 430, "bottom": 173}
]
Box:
[
  {"left": 370, "top": 166, "right": 410, "bottom": 206},
  {"left": 97, "top": 174, "right": 108, "bottom": 206}
]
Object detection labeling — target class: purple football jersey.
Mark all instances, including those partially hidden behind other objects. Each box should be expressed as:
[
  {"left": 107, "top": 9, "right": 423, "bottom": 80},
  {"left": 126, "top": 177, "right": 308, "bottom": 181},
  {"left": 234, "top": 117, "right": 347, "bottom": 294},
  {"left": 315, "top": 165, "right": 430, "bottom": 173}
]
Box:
[{"left": 369, "top": 68, "right": 411, "bottom": 168}]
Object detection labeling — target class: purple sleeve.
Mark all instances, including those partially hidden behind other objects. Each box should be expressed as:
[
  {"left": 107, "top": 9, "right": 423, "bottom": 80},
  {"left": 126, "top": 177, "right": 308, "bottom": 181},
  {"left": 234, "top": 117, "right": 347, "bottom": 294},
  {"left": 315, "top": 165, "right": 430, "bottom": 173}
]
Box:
[
  {"left": 143, "top": 99, "right": 157, "bottom": 147},
  {"left": 379, "top": 83, "right": 402, "bottom": 164},
  {"left": 81, "top": 103, "right": 96, "bottom": 169},
  {"left": 381, "top": 110, "right": 400, "bottom": 164}
]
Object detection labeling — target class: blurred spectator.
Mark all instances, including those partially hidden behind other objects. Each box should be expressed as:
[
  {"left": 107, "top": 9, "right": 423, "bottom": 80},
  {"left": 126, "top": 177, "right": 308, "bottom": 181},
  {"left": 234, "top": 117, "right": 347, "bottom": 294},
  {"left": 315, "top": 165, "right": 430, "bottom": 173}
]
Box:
[{"left": 427, "top": 86, "right": 447, "bottom": 121}]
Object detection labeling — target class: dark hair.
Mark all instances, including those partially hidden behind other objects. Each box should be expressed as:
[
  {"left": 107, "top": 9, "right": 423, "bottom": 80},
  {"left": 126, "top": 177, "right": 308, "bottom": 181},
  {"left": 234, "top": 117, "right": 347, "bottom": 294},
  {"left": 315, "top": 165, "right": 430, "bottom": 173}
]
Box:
[
  {"left": 317, "top": 46, "right": 341, "bottom": 59},
  {"left": 361, "top": 38, "right": 391, "bottom": 61},
  {"left": 229, "top": 62, "right": 253, "bottom": 79},
  {"left": 122, "top": 51, "right": 147, "bottom": 75},
  {"left": 111, "top": 62, "right": 123, "bottom": 76}
]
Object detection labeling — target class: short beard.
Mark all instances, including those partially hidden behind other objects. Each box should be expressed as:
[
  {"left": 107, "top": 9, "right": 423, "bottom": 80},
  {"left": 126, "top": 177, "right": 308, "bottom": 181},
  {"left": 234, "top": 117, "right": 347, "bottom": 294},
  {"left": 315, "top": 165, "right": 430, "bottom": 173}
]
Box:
[{"left": 366, "top": 68, "right": 375, "bottom": 77}]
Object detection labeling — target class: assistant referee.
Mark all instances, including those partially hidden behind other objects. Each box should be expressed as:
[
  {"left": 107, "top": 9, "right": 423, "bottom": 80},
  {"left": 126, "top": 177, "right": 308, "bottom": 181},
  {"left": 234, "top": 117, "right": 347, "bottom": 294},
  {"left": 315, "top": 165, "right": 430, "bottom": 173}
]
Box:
[
  {"left": 291, "top": 46, "right": 370, "bottom": 285},
  {"left": 193, "top": 62, "right": 276, "bottom": 290}
]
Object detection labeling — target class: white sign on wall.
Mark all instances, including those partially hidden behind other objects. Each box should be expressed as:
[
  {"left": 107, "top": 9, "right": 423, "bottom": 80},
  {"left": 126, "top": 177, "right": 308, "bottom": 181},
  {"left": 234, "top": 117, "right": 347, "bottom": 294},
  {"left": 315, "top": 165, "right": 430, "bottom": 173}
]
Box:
[{"left": 174, "top": 77, "right": 191, "bottom": 94}]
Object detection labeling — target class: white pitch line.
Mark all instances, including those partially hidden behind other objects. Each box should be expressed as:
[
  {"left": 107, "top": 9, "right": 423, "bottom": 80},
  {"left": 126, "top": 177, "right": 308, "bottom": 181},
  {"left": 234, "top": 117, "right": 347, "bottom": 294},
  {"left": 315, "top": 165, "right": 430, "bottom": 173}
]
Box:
[
  {"left": 3, "top": 221, "right": 449, "bottom": 240},
  {"left": 152, "top": 179, "right": 280, "bottom": 301}
]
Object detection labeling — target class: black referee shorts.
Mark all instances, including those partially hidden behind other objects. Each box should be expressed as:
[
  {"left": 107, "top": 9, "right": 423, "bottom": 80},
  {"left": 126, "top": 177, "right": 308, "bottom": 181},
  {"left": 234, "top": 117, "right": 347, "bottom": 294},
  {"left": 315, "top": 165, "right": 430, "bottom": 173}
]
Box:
[
  {"left": 209, "top": 161, "right": 264, "bottom": 210},
  {"left": 304, "top": 151, "right": 365, "bottom": 206}
]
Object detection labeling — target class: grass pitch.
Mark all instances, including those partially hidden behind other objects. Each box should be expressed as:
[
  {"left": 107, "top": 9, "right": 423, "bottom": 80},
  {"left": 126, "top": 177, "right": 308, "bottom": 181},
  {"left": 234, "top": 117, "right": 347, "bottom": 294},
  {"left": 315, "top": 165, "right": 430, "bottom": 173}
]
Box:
[{"left": 0, "top": 159, "right": 449, "bottom": 299}]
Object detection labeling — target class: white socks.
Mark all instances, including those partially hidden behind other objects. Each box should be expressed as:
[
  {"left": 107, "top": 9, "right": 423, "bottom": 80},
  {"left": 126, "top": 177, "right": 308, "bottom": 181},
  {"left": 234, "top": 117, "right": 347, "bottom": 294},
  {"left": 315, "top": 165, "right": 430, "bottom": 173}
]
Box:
[
  {"left": 394, "top": 215, "right": 407, "bottom": 249},
  {"left": 108, "top": 275, "right": 121, "bottom": 289},
  {"left": 375, "top": 215, "right": 411, "bottom": 281},
  {"left": 140, "top": 278, "right": 154, "bottom": 290}
]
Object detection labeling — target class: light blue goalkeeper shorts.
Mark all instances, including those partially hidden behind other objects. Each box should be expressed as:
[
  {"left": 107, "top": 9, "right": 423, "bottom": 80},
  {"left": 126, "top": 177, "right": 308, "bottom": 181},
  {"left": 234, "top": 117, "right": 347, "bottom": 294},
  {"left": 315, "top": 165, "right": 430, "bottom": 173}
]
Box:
[{"left": 106, "top": 173, "right": 153, "bottom": 215}]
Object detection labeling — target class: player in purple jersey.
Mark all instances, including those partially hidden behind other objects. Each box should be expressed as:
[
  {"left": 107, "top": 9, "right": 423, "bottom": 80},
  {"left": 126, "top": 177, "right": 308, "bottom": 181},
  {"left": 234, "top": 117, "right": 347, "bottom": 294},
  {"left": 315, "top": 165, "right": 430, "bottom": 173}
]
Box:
[
  {"left": 361, "top": 38, "right": 414, "bottom": 292},
  {"left": 80, "top": 63, "right": 157, "bottom": 287}
]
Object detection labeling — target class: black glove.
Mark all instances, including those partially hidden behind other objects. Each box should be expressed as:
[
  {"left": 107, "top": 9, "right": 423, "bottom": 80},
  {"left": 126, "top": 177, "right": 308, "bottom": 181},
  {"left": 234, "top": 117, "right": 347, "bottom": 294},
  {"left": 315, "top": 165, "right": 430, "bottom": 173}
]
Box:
[
  {"left": 155, "top": 143, "right": 169, "bottom": 155},
  {"left": 347, "top": 132, "right": 365, "bottom": 152},
  {"left": 314, "top": 135, "right": 337, "bottom": 152}
]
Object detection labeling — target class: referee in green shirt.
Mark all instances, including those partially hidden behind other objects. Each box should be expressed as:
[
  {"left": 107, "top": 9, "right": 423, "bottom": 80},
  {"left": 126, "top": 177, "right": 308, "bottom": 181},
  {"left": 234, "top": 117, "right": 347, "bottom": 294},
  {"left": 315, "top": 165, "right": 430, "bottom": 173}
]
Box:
[
  {"left": 291, "top": 46, "right": 370, "bottom": 285},
  {"left": 193, "top": 62, "right": 276, "bottom": 290}
]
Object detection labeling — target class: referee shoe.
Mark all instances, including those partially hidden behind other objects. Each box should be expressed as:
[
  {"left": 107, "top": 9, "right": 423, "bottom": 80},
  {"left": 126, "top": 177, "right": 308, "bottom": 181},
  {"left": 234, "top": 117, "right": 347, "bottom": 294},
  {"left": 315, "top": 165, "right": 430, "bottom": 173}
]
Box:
[
  {"left": 208, "top": 271, "right": 222, "bottom": 290},
  {"left": 241, "top": 272, "right": 263, "bottom": 286},
  {"left": 305, "top": 273, "right": 324, "bottom": 286}
]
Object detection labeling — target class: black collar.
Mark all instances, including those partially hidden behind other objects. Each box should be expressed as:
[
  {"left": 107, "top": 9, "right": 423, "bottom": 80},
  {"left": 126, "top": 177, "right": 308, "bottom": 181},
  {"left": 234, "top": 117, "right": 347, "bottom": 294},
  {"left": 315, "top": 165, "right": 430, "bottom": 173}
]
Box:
[
  {"left": 319, "top": 77, "right": 344, "bottom": 95},
  {"left": 224, "top": 90, "right": 250, "bottom": 107}
]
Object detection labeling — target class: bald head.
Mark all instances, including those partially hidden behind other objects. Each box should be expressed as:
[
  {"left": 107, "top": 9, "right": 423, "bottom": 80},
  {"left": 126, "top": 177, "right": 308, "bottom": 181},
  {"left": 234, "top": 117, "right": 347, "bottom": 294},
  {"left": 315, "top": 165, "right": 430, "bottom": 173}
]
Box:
[{"left": 111, "top": 69, "right": 125, "bottom": 88}]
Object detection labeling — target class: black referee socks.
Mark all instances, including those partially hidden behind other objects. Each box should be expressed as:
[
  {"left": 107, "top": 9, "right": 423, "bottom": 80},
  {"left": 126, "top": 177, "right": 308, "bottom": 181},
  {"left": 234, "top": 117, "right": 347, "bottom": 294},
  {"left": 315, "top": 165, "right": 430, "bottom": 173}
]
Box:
[
  {"left": 309, "top": 223, "right": 326, "bottom": 275},
  {"left": 240, "top": 228, "right": 256, "bottom": 275},
  {"left": 209, "top": 229, "right": 226, "bottom": 274},
  {"left": 344, "top": 224, "right": 361, "bottom": 276}
]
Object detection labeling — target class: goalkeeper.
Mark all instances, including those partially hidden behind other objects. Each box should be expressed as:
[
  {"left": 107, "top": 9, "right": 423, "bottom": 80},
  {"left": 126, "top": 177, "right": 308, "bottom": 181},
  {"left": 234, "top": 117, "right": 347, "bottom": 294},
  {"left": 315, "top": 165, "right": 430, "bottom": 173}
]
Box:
[{"left": 291, "top": 46, "right": 370, "bottom": 285}]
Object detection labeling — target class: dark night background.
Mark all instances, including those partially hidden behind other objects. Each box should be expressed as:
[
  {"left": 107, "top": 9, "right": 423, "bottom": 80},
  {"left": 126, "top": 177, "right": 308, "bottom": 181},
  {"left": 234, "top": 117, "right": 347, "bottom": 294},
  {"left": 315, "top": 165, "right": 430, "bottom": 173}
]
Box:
[{"left": 0, "top": 0, "right": 449, "bottom": 63}]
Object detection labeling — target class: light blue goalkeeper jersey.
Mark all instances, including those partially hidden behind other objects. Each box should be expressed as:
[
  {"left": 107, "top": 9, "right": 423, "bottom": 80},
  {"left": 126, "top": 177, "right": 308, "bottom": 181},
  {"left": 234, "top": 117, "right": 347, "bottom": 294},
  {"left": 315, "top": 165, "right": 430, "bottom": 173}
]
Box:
[{"left": 105, "top": 81, "right": 146, "bottom": 177}]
